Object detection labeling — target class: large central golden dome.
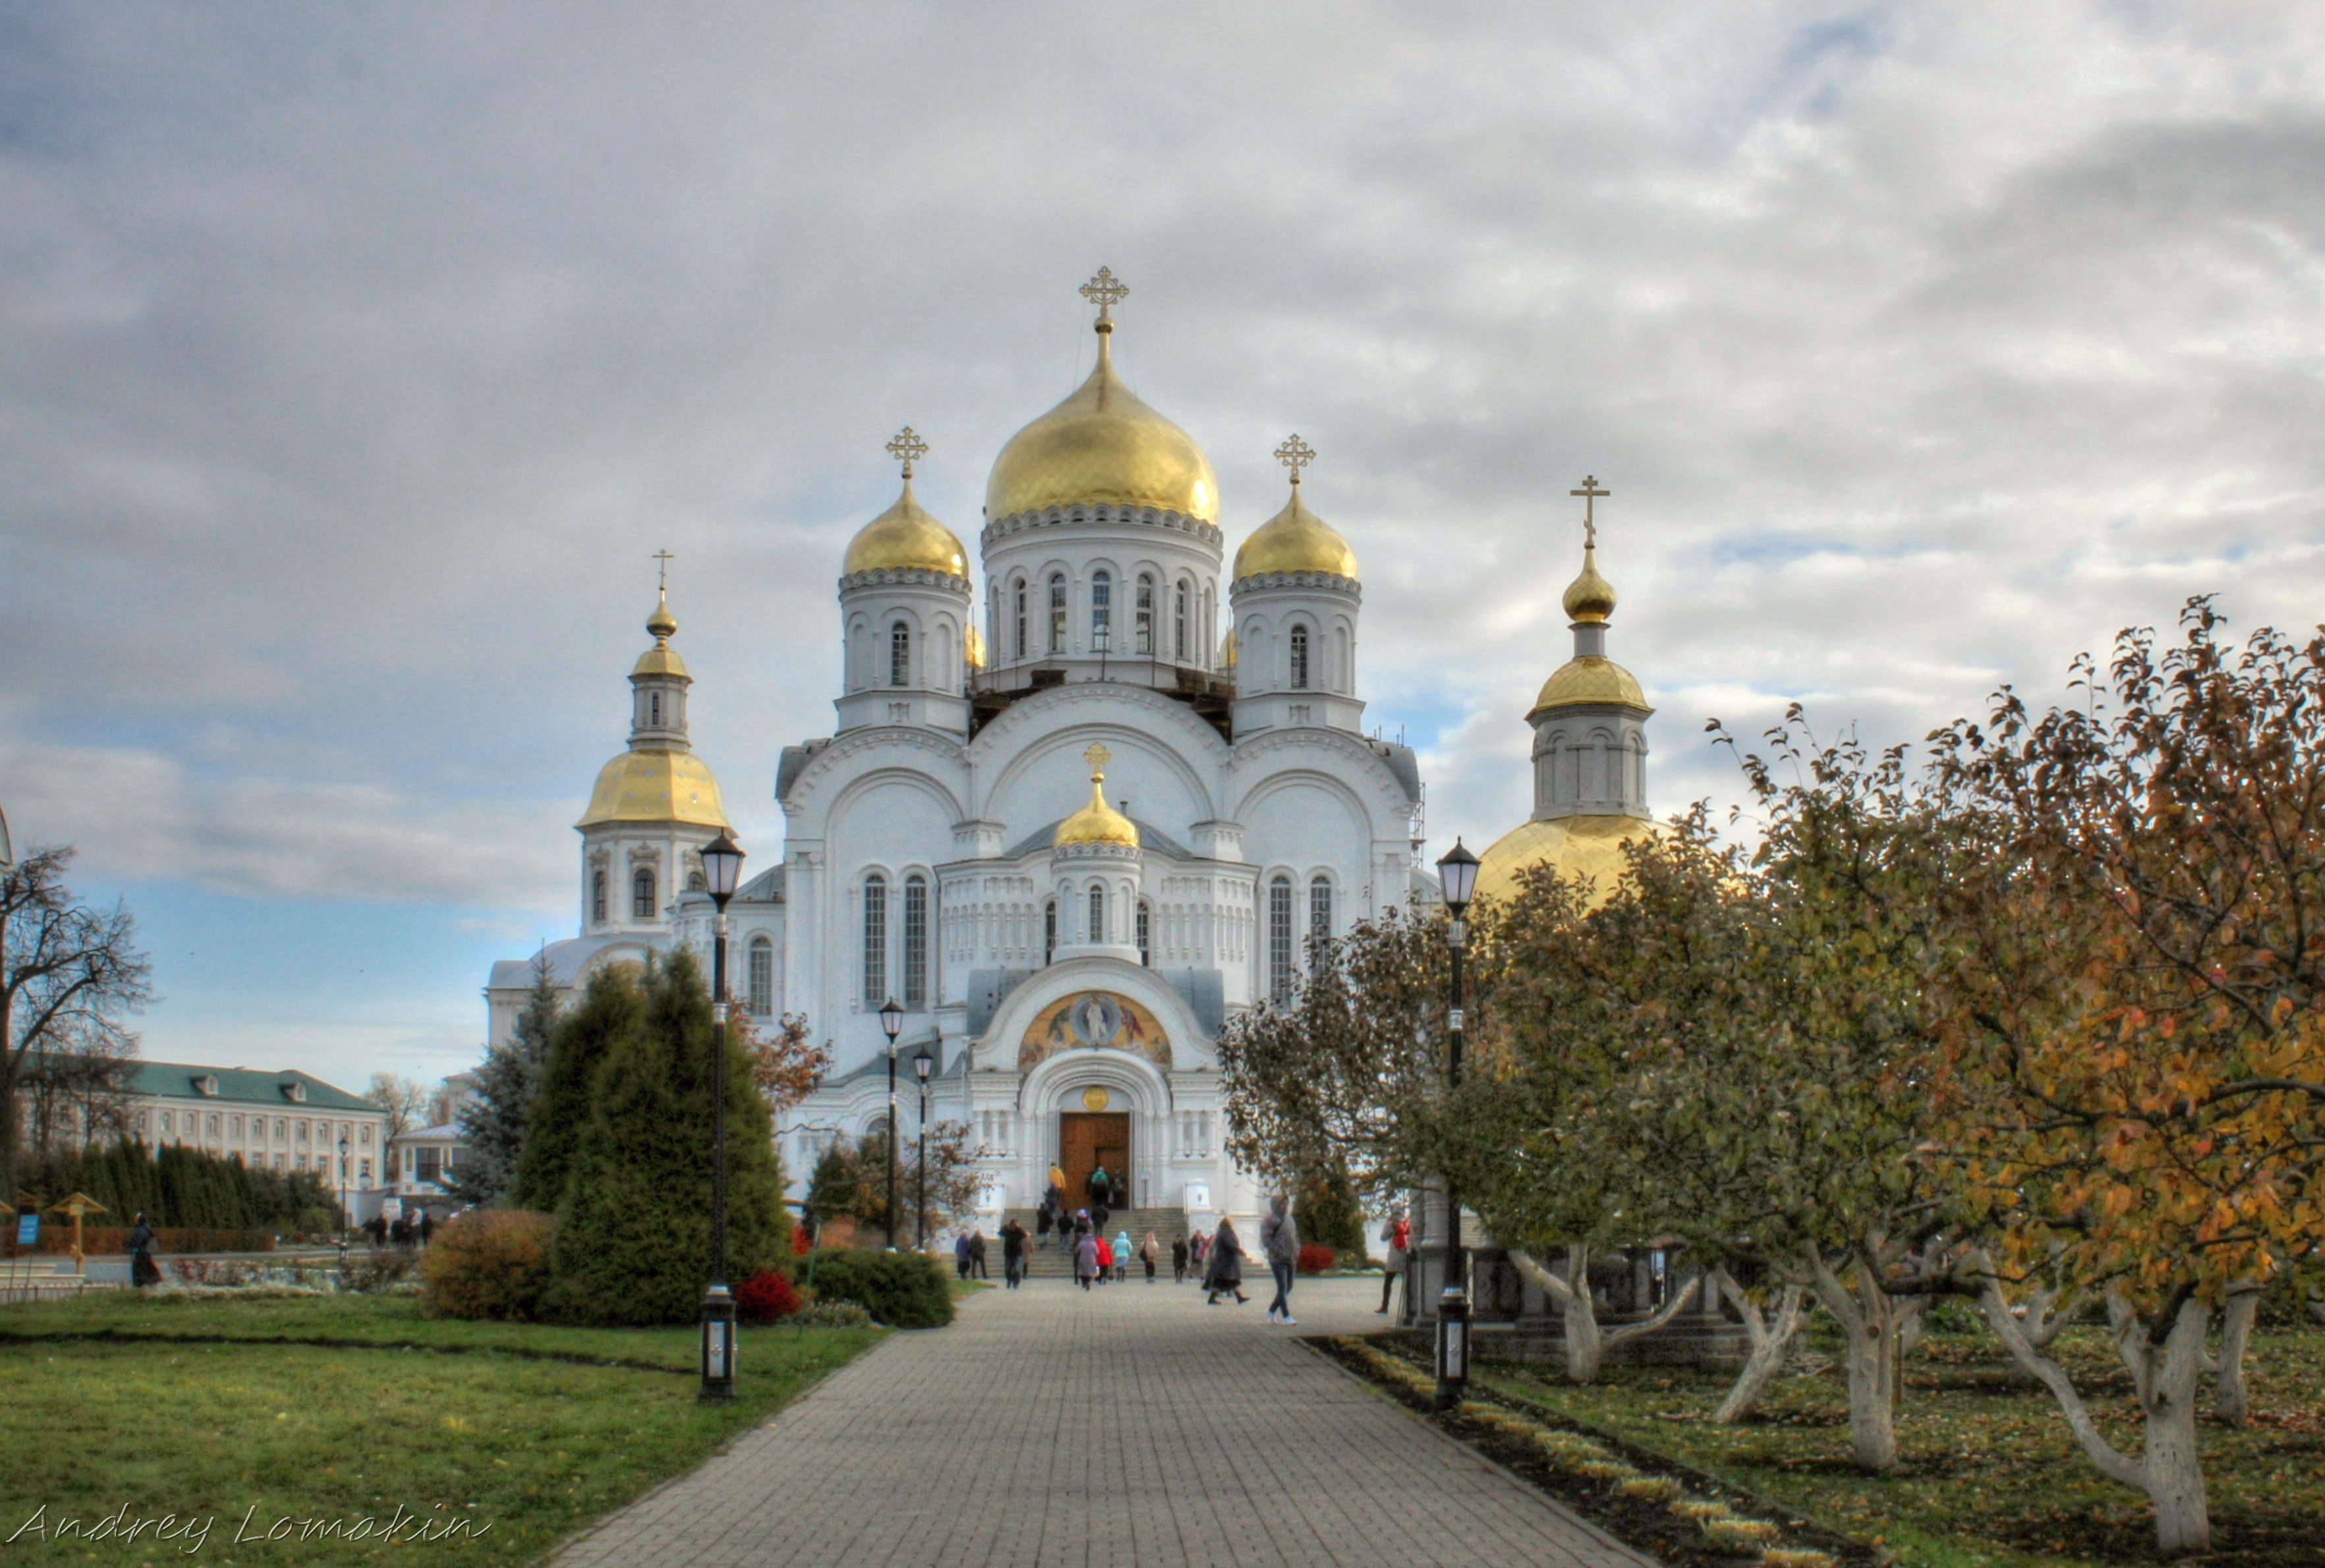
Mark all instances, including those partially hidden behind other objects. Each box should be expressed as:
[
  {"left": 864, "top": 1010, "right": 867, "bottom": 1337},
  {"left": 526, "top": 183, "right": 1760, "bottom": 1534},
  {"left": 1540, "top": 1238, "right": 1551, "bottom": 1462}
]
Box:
[{"left": 986, "top": 327, "right": 1218, "bottom": 524}]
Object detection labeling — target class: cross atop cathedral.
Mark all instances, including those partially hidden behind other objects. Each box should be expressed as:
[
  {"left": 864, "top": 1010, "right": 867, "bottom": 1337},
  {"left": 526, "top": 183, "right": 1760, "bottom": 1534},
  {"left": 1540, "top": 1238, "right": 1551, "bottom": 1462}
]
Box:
[
  {"left": 1570, "top": 475, "right": 1610, "bottom": 549},
  {"left": 652, "top": 549, "right": 675, "bottom": 592},
  {"left": 1079, "top": 267, "right": 1130, "bottom": 322},
  {"left": 1275, "top": 434, "right": 1315, "bottom": 484},
  {"left": 886, "top": 427, "right": 929, "bottom": 480},
  {"left": 1083, "top": 741, "right": 1112, "bottom": 778}
]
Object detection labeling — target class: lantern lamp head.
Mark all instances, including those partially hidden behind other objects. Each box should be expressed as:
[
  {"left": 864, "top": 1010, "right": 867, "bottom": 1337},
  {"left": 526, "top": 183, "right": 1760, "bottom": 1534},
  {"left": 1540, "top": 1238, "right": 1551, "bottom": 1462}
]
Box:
[
  {"left": 1437, "top": 838, "right": 1480, "bottom": 917},
  {"left": 878, "top": 997, "right": 905, "bottom": 1041},
  {"left": 699, "top": 829, "right": 745, "bottom": 905}
]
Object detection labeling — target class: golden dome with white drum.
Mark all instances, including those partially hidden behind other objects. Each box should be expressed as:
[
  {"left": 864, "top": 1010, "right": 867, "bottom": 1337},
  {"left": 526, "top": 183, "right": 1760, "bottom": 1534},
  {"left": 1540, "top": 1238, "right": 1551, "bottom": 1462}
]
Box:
[
  {"left": 1054, "top": 743, "right": 1139, "bottom": 849},
  {"left": 1232, "top": 435, "right": 1358, "bottom": 582},
  {"left": 843, "top": 428, "right": 967, "bottom": 578}
]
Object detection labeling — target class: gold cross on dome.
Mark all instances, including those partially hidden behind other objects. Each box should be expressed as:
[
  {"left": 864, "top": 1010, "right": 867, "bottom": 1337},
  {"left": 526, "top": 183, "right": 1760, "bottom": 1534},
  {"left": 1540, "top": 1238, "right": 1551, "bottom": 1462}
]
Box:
[
  {"left": 1274, "top": 434, "right": 1315, "bottom": 484},
  {"left": 652, "top": 549, "right": 675, "bottom": 591},
  {"left": 1079, "top": 267, "right": 1130, "bottom": 320},
  {"left": 1570, "top": 475, "right": 1610, "bottom": 549},
  {"left": 1083, "top": 741, "right": 1112, "bottom": 777},
  {"left": 886, "top": 427, "right": 929, "bottom": 480}
]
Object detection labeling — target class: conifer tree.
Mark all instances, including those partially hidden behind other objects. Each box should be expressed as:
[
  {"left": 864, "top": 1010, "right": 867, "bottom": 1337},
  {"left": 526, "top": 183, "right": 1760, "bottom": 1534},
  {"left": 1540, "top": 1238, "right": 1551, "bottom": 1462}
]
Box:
[
  {"left": 512, "top": 963, "right": 645, "bottom": 1211},
  {"left": 544, "top": 949, "right": 788, "bottom": 1326},
  {"left": 449, "top": 952, "right": 558, "bottom": 1205}
]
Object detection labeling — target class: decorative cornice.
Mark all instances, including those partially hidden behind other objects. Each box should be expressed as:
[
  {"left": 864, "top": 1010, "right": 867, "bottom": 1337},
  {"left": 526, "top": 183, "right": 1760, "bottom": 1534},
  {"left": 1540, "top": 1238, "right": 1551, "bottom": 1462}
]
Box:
[
  {"left": 1054, "top": 839, "right": 1141, "bottom": 864},
  {"left": 981, "top": 503, "right": 1223, "bottom": 549},
  {"left": 780, "top": 724, "right": 970, "bottom": 812},
  {"left": 1228, "top": 570, "right": 1362, "bottom": 600},
  {"left": 837, "top": 566, "right": 972, "bottom": 596}
]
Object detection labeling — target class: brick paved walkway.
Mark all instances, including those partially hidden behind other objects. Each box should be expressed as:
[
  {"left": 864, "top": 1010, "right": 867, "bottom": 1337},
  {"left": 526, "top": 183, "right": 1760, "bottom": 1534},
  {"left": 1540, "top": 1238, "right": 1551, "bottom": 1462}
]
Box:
[{"left": 551, "top": 1275, "right": 1657, "bottom": 1568}]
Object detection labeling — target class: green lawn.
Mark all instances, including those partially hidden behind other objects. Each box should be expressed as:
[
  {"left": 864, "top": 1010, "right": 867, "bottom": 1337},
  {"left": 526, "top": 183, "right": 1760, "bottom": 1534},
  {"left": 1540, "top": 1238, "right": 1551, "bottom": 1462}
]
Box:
[
  {"left": 0, "top": 1292, "right": 884, "bottom": 1565},
  {"left": 1465, "top": 1324, "right": 2325, "bottom": 1568}
]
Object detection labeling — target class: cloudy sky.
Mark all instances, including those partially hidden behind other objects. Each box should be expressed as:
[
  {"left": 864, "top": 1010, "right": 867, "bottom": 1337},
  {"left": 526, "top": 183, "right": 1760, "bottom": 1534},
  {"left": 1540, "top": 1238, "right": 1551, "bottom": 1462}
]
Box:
[{"left": 3, "top": 1, "right": 2320, "bottom": 1089}]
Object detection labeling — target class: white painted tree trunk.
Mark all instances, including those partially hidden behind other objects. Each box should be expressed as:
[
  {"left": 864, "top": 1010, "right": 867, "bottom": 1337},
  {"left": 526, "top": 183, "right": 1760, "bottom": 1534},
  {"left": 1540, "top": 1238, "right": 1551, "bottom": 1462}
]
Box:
[
  {"left": 1509, "top": 1247, "right": 1701, "bottom": 1385},
  {"left": 1978, "top": 1277, "right": 2214, "bottom": 1554},
  {"left": 1800, "top": 1252, "right": 1909, "bottom": 1470},
  {"left": 1708, "top": 1268, "right": 1806, "bottom": 1424},
  {"left": 2212, "top": 1285, "right": 2259, "bottom": 1426}
]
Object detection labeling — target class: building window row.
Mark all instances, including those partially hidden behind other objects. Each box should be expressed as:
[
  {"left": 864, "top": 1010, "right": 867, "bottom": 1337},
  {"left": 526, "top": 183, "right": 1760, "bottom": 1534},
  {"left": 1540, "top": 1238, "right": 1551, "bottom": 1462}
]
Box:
[
  {"left": 861, "top": 872, "right": 931, "bottom": 1010},
  {"left": 1001, "top": 569, "right": 1209, "bottom": 663},
  {"left": 1267, "top": 874, "right": 1336, "bottom": 1002}
]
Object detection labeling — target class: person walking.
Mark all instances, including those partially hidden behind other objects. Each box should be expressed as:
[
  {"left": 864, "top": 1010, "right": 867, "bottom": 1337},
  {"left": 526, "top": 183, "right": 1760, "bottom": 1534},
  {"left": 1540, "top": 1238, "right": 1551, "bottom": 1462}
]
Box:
[
  {"left": 1170, "top": 1234, "right": 1189, "bottom": 1283},
  {"left": 969, "top": 1229, "right": 990, "bottom": 1279},
  {"left": 1190, "top": 1227, "right": 1209, "bottom": 1276},
  {"left": 126, "top": 1212, "right": 161, "bottom": 1289},
  {"left": 1035, "top": 1200, "right": 1054, "bottom": 1251},
  {"left": 1378, "top": 1208, "right": 1411, "bottom": 1315},
  {"left": 953, "top": 1231, "right": 973, "bottom": 1280},
  {"left": 1000, "top": 1218, "right": 1028, "bottom": 1289},
  {"left": 1112, "top": 1227, "right": 1133, "bottom": 1283},
  {"left": 1088, "top": 1163, "right": 1112, "bottom": 1212},
  {"left": 1096, "top": 1233, "right": 1116, "bottom": 1285},
  {"left": 1259, "top": 1194, "right": 1301, "bottom": 1326},
  {"left": 1203, "top": 1217, "right": 1248, "bottom": 1305},
  {"left": 1139, "top": 1231, "right": 1161, "bottom": 1283},
  {"left": 1075, "top": 1229, "right": 1101, "bottom": 1291},
  {"left": 416, "top": 1210, "right": 434, "bottom": 1246}
]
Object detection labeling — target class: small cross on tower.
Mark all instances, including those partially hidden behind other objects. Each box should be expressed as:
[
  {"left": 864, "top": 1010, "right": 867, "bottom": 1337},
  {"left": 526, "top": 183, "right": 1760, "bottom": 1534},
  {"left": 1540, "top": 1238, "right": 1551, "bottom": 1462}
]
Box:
[
  {"left": 652, "top": 549, "right": 675, "bottom": 592},
  {"left": 1570, "top": 475, "right": 1611, "bottom": 549},
  {"left": 1274, "top": 434, "right": 1316, "bottom": 485},
  {"left": 1083, "top": 741, "right": 1112, "bottom": 779},
  {"left": 1079, "top": 267, "right": 1130, "bottom": 322},
  {"left": 886, "top": 427, "right": 929, "bottom": 480}
]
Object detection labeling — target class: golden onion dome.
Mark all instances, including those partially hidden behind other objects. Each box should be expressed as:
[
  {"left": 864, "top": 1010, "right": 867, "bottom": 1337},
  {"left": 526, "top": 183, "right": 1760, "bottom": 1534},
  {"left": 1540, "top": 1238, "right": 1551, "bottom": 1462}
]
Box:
[
  {"left": 577, "top": 748, "right": 729, "bottom": 829},
  {"left": 844, "top": 480, "right": 967, "bottom": 578},
  {"left": 1054, "top": 745, "right": 1139, "bottom": 848},
  {"left": 1563, "top": 547, "right": 1617, "bottom": 623},
  {"left": 1232, "top": 486, "right": 1358, "bottom": 582},
  {"left": 1530, "top": 656, "right": 1650, "bottom": 717},
  {"left": 965, "top": 623, "right": 988, "bottom": 672},
  {"left": 986, "top": 328, "right": 1218, "bottom": 523},
  {"left": 633, "top": 589, "right": 690, "bottom": 679},
  {"left": 1474, "top": 814, "right": 1659, "bottom": 910}
]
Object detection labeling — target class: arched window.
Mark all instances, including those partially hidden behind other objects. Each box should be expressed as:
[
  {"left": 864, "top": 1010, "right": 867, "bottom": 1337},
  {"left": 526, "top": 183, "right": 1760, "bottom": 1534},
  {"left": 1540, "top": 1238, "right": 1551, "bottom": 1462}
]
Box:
[
  {"left": 861, "top": 874, "right": 888, "bottom": 1008},
  {"left": 1043, "top": 899, "right": 1057, "bottom": 965},
  {"left": 1174, "top": 580, "right": 1189, "bottom": 661},
  {"left": 1088, "top": 883, "right": 1106, "bottom": 944},
  {"left": 1091, "top": 571, "right": 1112, "bottom": 651},
  {"left": 747, "top": 936, "right": 775, "bottom": 1015},
  {"left": 687, "top": 870, "right": 706, "bottom": 891},
  {"left": 649, "top": 690, "right": 663, "bottom": 726},
  {"left": 1267, "top": 876, "right": 1295, "bottom": 1003},
  {"left": 1014, "top": 578, "right": 1027, "bottom": 659},
  {"left": 632, "top": 867, "right": 657, "bottom": 920},
  {"left": 1137, "top": 900, "right": 1151, "bottom": 966},
  {"left": 1135, "top": 574, "right": 1155, "bottom": 654},
  {"left": 1048, "top": 574, "right": 1067, "bottom": 653},
  {"left": 890, "top": 622, "right": 911, "bottom": 688},
  {"left": 1289, "top": 625, "right": 1310, "bottom": 690},
  {"left": 903, "top": 874, "right": 929, "bottom": 1009},
  {"left": 591, "top": 870, "right": 608, "bottom": 923},
  {"left": 1309, "top": 876, "right": 1334, "bottom": 977}
]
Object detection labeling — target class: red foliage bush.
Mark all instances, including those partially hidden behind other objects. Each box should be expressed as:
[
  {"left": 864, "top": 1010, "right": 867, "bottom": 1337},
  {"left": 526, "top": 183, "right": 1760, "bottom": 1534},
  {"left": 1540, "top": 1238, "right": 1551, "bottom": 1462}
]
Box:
[
  {"left": 735, "top": 1269, "right": 803, "bottom": 1323},
  {"left": 789, "top": 1221, "right": 810, "bottom": 1256},
  {"left": 1296, "top": 1242, "right": 1336, "bottom": 1275},
  {"left": 419, "top": 1210, "right": 554, "bottom": 1321}
]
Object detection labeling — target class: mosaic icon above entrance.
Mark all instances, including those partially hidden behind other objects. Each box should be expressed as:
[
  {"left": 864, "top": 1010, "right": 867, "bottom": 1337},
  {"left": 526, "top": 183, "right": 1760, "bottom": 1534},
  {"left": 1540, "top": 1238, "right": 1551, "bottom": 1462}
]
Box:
[
  {"left": 1018, "top": 990, "right": 1172, "bottom": 1070},
  {"left": 1081, "top": 1086, "right": 1112, "bottom": 1111}
]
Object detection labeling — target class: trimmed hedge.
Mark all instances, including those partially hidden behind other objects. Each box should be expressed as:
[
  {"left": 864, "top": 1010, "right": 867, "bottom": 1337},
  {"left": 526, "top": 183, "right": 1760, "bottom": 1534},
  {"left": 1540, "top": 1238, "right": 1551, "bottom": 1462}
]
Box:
[
  {"left": 792, "top": 1248, "right": 952, "bottom": 1329},
  {"left": 16, "top": 1226, "right": 275, "bottom": 1258}
]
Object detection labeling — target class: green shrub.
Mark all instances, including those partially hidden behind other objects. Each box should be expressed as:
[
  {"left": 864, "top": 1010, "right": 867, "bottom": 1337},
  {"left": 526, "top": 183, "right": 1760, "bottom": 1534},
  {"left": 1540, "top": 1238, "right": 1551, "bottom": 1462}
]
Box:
[
  {"left": 420, "top": 1210, "right": 554, "bottom": 1320},
  {"left": 790, "top": 1301, "right": 873, "bottom": 1329},
  {"left": 793, "top": 1248, "right": 952, "bottom": 1329}
]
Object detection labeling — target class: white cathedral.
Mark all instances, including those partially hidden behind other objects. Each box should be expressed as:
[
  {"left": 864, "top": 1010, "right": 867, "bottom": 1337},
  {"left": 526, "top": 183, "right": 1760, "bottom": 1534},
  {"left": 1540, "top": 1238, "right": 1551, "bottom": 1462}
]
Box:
[{"left": 486, "top": 271, "right": 1658, "bottom": 1235}]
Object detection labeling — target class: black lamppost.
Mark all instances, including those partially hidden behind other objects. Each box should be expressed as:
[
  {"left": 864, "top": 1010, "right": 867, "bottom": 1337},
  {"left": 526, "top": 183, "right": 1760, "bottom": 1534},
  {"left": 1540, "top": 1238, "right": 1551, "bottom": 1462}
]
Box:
[
  {"left": 1434, "top": 837, "right": 1479, "bottom": 1411},
  {"left": 697, "top": 827, "right": 745, "bottom": 1405},
  {"left": 913, "top": 1050, "right": 934, "bottom": 1250},
  {"left": 879, "top": 997, "right": 904, "bottom": 1249},
  {"left": 337, "top": 1132, "right": 351, "bottom": 1260}
]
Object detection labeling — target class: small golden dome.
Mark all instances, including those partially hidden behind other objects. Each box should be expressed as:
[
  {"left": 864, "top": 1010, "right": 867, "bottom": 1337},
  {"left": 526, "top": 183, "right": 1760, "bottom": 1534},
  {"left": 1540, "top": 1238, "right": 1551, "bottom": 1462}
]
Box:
[
  {"left": 1219, "top": 628, "right": 1238, "bottom": 669},
  {"left": 1474, "top": 814, "right": 1659, "bottom": 910},
  {"left": 844, "top": 480, "right": 967, "bottom": 578},
  {"left": 1530, "top": 656, "right": 1650, "bottom": 717},
  {"left": 646, "top": 589, "right": 677, "bottom": 641},
  {"left": 986, "top": 332, "right": 1218, "bottom": 523},
  {"left": 577, "top": 748, "right": 730, "bottom": 829},
  {"left": 1232, "top": 487, "right": 1358, "bottom": 582},
  {"left": 633, "top": 588, "right": 689, "bottom": 678},
  {"left": 1054, "top": 745, "right": 1139, "bottom": 848},
  {"left": 1563, "top": 547, "right": 1617, "bottom": 623},
  {"left": 965, "top": 623, "right": 988, "bottom": 671}
]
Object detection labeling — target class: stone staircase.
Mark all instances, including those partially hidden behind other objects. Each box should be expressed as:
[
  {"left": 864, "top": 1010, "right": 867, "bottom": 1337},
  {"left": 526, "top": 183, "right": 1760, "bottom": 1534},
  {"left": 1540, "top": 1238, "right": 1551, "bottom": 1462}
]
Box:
[{"left": 1003, "top": 1208, "right": 1192, "bottom": 1279}]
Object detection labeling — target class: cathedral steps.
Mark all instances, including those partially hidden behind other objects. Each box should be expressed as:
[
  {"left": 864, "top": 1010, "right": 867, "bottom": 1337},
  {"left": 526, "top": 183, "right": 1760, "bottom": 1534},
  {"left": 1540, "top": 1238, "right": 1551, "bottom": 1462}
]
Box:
[{"left": 998, "top": 1208, "right": 1193, "bottom": 1279}]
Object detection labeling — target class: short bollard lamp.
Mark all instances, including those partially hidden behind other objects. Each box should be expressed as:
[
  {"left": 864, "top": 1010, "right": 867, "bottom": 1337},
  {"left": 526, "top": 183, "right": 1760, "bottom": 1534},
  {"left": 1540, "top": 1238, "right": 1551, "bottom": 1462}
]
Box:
[
  {"left": 1434, "top": 837, "right": 1479, "bottom": 1411},
  {"left": 697, "top": 827, "right": 745, "bottom": 1405},
  {"left": 879, "top": 997, "right": 905, "bottom": 1250}
]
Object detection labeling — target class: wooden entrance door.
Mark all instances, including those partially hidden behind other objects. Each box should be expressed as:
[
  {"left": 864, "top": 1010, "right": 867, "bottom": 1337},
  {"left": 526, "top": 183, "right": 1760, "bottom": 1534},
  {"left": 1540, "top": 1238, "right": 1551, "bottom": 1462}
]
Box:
[{"left": 1058, "top": 1112, "right": 1131, "bottom": 1210}]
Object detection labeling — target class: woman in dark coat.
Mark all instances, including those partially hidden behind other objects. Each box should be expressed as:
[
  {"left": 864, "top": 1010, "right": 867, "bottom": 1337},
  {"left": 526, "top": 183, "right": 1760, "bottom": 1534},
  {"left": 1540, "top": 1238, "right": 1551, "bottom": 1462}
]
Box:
[
  {"left": 127, "top": 1212, "right": 161, "bottom": 1288},
  {"left": 1203, "top": 1216, "right": 1249, "bottom": 1305}
]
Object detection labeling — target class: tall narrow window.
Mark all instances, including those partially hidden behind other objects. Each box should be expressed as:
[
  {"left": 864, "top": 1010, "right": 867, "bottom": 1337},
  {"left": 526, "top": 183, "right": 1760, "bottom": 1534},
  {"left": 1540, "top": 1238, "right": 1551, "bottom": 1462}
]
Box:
[
  {"left": 1088, "top": 883, "right": 1106, "bottom": 944},
  {"left": 649, "top": 690, "right": 663, "bottom": 725},
  {"left": 1014, "top": 578, "right": 1027, "bottom": 659},
  {"left": 890, "top": 622, "right": 911, "bottom": 687},
  {"left": 1289, "top": 625, "right": 1310, "bottom": 690},
  {"left": 1048, "top": 574, "right": 1067, "bottom": 652},
  {"left": 861, "top": 874, "right": 888, "bottom": 1008},
  {"left": 1043, "top": 899, "right": 1057, "bottom": 965},
  {"left": 591, "top": 870, "right": 608, "bottom": 923},
  {"left": 1309, "top": 876, "right": 1334, "bottom": 977},
  {"left": 748, "top": 934, "right": 774, "bottom": 1015},
  {"left": 1091, "top": 571, "right": 1112, "bottom": 651},
  {"left": 1174, "top": 580, "right": 1188, "bottom": 661},
  {"left": 632, "top": 868, "right": 657, "bottom": 919},
  {"left": 1135, "top": 574, "right": 1155, "bottom": 654},
  {"left": 903, "top": 874, "right": 929, "bottom": 1008},
  {"left": 1137, "top": 900, "right": 1151, "bottom": 966},
  {"left": 1268, "top": 876, "right": 1295, "bottom": 1003}
]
